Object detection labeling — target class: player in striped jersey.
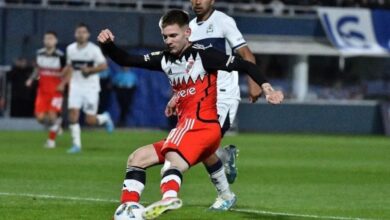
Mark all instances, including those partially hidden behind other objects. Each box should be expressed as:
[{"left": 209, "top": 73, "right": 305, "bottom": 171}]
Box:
[
  {"left": 63, "top": 23, "right": 114, "bottom": 154},
  {"left": 26, "top": 31, "right": 66, "bottom": 148},
  {"left": 165, "top": 0, "right": 264, "bottom": 210}
]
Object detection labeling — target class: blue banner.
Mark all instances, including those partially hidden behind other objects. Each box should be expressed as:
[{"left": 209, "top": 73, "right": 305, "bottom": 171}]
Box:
[{"left": 317, "top": 7, "right": 390, "bottom": 55}]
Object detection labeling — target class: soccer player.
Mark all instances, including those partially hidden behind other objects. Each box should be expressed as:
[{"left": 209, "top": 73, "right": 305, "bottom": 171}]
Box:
[
  {"left": 98, "top": 9, "right": 283, "bottom": 219},
  {"left": 25, "top": 31, "right": 66, "bottom": 148},
  {"left": 165, "top": 0, "right": 264, "bottom": 210},
  {"left": 64, "top": 23, "right": 114, "bottom": 154}
]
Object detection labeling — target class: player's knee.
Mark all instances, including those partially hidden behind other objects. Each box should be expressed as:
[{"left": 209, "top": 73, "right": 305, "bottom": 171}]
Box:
[
  {"left": 203, "top": 153, "right": 219, "bottom": 167},
  {"left": 127, "top": 148, "right": 155, "bottom": 168},
  {"left": 36, "top": 115, "right": 46, "bottom": 124},
  {"left": 84, "top": 116, "right": 96, "bottom": 125},
  {"left": 68, "top": 113, "right": 78, "bottom": 124}
]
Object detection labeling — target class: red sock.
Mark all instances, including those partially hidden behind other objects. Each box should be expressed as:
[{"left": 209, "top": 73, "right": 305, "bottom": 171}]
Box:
[
  {"left": 48, "top": 130, "right": 57, "bottom": 140},
  {"left": 121, "top": 190, "right": 140, "bottom": 203}
]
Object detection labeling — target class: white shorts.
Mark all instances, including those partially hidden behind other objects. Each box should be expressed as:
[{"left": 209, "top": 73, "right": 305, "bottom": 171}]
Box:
[
  {"left": 68, "top": 89, "right": 99, "bottom": 115},
  {"left": 217, "top": 98, "right": 240, "bottom": 136}
]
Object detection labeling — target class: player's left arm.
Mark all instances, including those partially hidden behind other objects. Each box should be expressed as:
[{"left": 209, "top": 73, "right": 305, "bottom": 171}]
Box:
[
  {"left": 223, "top": 16, "right": 262, "bottom": 103},
  {"left": 201, "top": 49, "right": 283, "bottom": 104}
]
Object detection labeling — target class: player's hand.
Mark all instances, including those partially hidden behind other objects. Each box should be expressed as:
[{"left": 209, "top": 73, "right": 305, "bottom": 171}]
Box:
[
  {"left": 265, "top": 90, "right": 284, "bottom": 105},
  {"left": 165, "top": 105, "right": 176, "bottom": 117},
  {"left": 97, "top": 29, "right": 115, "bottom": 44},
  {"left": 80, "top": 66, "right": 91, "bottom": 77},
  {"left": 25, "top": 79, "right": 33, "bottom": 87},
  {"left": 56, "top": 84, "right": 65, "bottom": 93},
  {"left": 165, "top": 96, "right": 178, "bottom": 117}
]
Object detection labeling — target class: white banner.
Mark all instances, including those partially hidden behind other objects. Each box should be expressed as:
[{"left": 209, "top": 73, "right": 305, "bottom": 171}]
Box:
[{"left": 317, "top": 7, "right": 387, "bottom": 56}]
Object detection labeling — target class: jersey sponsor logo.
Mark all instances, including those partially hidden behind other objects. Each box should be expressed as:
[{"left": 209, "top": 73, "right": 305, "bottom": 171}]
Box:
[
  {"left": 39, "top": 68, "right": 62, "bottom": 77},
  {"left": 177, "top": 87, "right": 196, "bottom": 98},
  {"left": 185, "top": 57, "right": 195, "bottom": 74},
  {"left": 71, "top": 60, "right": 94, "bottom": 70},
  {"left": 192, "top": 43, "right": 212, "bottom": 50}
]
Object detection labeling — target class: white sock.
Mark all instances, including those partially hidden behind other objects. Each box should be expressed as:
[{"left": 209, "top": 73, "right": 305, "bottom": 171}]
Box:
[
  {"left": 215, "top": 147, "right": 229, "bottom": 164},
  {"left": 210, "top": 166, "right": 232, "bottom": 197},
  {"left": 49, "top": 117, "right": 62, "bottom": 132},
  {"left": 69, "top": 123, "right": 81, "bottom": 148},
  {"left": 96, "top": 113, "right": 109, "bottom": 125}
]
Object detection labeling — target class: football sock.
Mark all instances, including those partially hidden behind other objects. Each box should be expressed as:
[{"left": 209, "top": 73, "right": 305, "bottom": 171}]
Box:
[
  {"left": 161, "top": 168, "right": 182, "bottom": 199},
  {"left": 69, "top": 123, "right": 81, "bottom": 147},
  {"left": 48, "top": 117, "right": 62, "bottom": 141},
  {"left": 215, "top": 147, "right": 229, "bottom": 164},
  {"left": 206, "top": 159, "right": 232, "bottom": 197},
  {"left": 97, "top": 113, "right": 109, "bottom": 125},
  {"left": 121, "top": 166, "right": 146, "bottom": 203}
]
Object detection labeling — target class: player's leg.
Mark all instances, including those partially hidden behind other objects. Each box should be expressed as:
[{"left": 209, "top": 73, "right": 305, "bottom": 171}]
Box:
[
  {"left": 143, "top": 120, "right": 221, "bottom": 219},
  {"left": 215, "top": 99, "right": 240, "bottom": 184},
  {"left": 35, "top": 112, "right": 47, "bottom": 125},
  {"left": 44, "top": 111, "right": 61, "bottom": 148},
  {"left": 143, "top": 151, "right": 187, "bottom": 220},
  {"left": 45, "top": 95, "right": 63, "bottom": 148},
  {"left": 121, "top": 142, "right": 163, "bottom": 204},
  {"left": 83, "top": 91, "right": 114, "bottom": 132},
  {"left": 68, "top": 108, "right": 82, "bottom": 153},
  {"left": 34, "top": 92, "right": 50, "bottom": 125},
  {"left": 67, "top": 88, "right": 83, "bottom": 153},
  {"left": 203, "top": 154, "right": 237, "bottom": 211}
]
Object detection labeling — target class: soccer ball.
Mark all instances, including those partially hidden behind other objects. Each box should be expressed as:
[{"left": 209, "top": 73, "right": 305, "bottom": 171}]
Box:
[{"left": 113, "top": 202, "right": 145, "bottom": 220}]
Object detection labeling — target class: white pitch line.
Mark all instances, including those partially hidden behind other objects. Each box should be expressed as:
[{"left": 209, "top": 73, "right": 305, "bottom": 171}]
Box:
[
  {"left": 0, "top": 192, "right": 117, "bottom": 203},
  {"left": 231, "top": 208, "right": 373, "bottom": 220},
  {"left": 0, "top": 192, "right": 374, "bottom": 220}
]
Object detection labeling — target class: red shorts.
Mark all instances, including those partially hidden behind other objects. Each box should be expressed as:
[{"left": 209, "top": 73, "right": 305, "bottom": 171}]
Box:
[
  {"left": 35, "top": 92, "right": 63, "bottom": 114},
  {"left": 153, "top": 118, "right": 221, "bottom": 166}
]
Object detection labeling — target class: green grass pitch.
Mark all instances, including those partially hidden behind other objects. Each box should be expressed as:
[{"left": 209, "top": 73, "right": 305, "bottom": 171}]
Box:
[{"left": 0, "top": 130, "right": 389, "bottom": 220}]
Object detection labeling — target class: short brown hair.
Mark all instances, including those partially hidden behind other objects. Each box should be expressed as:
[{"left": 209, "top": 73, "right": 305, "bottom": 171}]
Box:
[{"left": 159, "top": 9, "right": 190, "bottom": 29}]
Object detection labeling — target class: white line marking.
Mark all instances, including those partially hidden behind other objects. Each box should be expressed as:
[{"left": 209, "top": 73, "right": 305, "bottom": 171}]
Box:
[
  {"left": 0, "top": 192, "right": 375, "bottom": 220},
  {"left": 231, "top": 208, "right": 373, "bottom": 220},
  {"left": 0, "top": 192, "right": 117, "bottom": 203}
]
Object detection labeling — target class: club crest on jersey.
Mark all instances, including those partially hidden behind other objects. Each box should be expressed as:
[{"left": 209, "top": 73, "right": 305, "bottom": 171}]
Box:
[
  {"left": 161, "top": 53, "right": 207, "bottom": 86},
  {"left": 185, "top": 58, "right": 194, "bottom": 74},
  {"left": 207, "top": 24, "right": 214, "bottom": 34}
]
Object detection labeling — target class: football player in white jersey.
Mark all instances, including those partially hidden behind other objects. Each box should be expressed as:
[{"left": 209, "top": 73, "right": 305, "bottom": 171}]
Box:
[
  {"left": 165, "top": 0, "right": 263, "bottom": 210},
  {"left": 61, "top": 23, "right": 114, "bottom": 154}
]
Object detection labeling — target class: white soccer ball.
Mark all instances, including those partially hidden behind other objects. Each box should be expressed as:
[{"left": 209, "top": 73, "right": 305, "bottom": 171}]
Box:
[{"left": 113, "top": 202, "right": 145, "bottom": 220}]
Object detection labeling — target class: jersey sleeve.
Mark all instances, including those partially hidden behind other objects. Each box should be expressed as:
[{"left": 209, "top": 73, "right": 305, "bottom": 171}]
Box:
[
  {"left": 94, "top": 46, "right": 107, "bottom": 65},
  {"left": 222, "top": 16, "right": 247, "bottom": 51},
  {"left": 199, "top": 48, "right": 267, "bottom": 86},
  {"left": 100, "top": 41, "right": 163, "bottom": 71}
]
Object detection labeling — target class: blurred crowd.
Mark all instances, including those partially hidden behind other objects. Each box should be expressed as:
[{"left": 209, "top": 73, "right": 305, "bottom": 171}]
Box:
[{"left": 4, "top": 0, "right": 390, "bottom": 8}]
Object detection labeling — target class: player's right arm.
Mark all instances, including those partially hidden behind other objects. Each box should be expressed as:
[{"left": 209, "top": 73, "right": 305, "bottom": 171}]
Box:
[
  {"left": 25, "top": 69, "right": 38, "bottom": 87},
  {"left": 98, "top": 29, "right": 162, "bottom": 71}
]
